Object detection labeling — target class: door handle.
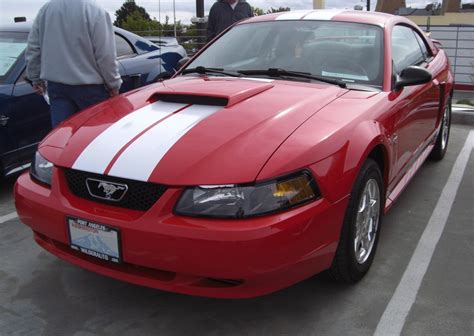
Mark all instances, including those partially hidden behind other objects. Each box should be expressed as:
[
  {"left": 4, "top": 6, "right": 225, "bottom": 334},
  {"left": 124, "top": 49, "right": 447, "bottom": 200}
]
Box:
[{"left": 0, "top": 115, "right": 9, "bottom": 126}]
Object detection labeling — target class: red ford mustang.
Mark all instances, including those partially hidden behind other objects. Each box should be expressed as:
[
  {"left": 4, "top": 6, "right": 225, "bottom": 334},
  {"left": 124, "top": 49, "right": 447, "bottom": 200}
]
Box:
[{"left": 15, "top": 10, "right": 453, "bottom": 298}]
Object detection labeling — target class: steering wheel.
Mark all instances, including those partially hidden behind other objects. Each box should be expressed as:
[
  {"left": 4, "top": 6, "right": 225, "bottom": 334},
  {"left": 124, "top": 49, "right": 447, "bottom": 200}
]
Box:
[{"left": 320, "top": 55, "right": 369, "bottom": 79}]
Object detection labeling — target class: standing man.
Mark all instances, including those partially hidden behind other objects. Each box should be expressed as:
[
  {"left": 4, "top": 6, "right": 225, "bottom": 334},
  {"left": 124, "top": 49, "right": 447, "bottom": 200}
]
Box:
[
  {"left": 206, "top": 0, "right": 253, "bottom": 42},
  {"left": 26, "top": 0, "right": 122, "bottom": 127}
]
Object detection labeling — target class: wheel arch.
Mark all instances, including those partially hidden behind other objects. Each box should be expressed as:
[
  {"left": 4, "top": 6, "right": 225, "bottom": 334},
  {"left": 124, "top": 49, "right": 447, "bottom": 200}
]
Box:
[
  {"left": 310, "top": 120, "right": 392, "bottom": 204},
  {"left": 367, "top": 144, "right": 389, "bottom": 193},
  {"left": 347, "top": 136, "right": 390, "bottom": 204}
]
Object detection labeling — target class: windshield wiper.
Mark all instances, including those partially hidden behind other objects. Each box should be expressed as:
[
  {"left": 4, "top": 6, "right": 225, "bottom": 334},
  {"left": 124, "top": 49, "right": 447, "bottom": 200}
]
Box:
[
  {"left": 182, "top": 66, "right": 242, "bottom": 77},
  {"left": 238, "top": 68, "right": 347, "bottom": 88},
  {"left": 345, "top": 83, "right": 381, "bottom": 92}
]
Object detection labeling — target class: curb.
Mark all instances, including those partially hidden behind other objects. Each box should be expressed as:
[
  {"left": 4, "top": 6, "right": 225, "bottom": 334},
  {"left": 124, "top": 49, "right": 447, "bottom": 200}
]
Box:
[{"left": 452, "top": 106, "right": 474, "bottom": 126}]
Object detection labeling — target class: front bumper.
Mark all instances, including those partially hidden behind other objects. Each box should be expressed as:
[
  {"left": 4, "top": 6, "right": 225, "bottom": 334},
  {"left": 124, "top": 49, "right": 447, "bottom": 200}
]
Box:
[{"left": 15, "top": 169, "right": 348, "bottom": 298}]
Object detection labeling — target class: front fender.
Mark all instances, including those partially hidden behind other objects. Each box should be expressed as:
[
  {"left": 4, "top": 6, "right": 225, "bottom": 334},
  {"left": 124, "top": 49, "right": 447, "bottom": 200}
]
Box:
[
  {"left": 258, "top": 117, "right": 390, "bottom": 204},
  {"left": 311, "top": 120, "right": 390, "bottom": 203}
]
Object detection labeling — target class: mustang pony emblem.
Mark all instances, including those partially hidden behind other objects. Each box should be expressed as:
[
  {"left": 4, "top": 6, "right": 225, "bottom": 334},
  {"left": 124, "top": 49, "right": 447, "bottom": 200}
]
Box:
[
  {"left": 85, "top": 178, "right": 128, "bottom": 201},
  {"left": 98, "top": 182, "right": 126, "bottom": 199}
]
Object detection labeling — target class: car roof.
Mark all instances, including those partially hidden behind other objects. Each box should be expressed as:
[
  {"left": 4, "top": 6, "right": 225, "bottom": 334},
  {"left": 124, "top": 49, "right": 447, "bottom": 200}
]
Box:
[
  {"left": 0, "top": 22, "right": 158, "bottom": 54},
  {"left": 0, "top": 22, "right": 32, "bottom": 33},
  {"left": 242, "top": 9, "right": 401, "bottom": 27}
]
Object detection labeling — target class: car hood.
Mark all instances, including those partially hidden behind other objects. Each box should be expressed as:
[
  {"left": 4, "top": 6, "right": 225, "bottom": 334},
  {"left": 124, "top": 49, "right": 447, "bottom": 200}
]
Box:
[{"left": 44, "top": 76, "right": 346, "bottom": 185}]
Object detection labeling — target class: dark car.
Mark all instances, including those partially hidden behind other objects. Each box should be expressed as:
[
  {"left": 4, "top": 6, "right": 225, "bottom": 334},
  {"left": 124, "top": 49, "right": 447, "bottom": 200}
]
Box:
[{"left": 0, "top": 22, "right": 186, "bottom": 179}]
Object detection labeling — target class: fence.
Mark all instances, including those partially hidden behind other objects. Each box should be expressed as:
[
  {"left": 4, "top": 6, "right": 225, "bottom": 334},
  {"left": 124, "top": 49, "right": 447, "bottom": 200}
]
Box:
[{"left": 421, "top": 25, "right": 474, "bottom": 89}]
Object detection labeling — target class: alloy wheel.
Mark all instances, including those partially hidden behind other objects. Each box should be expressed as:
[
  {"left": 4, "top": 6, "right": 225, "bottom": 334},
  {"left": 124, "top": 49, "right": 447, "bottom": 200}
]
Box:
[{"left": 354, "top": 179, "right": 380, "bottom": 264}]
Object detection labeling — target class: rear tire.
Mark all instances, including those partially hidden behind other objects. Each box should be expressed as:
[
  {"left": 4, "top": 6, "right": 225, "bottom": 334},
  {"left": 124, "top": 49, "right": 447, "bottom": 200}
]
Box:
[
  {"left": 429, "top": 96, "right": 451, "bottom": 161},
  {"left": 329, "top": 159, "right": 384, "bottom": 283}
]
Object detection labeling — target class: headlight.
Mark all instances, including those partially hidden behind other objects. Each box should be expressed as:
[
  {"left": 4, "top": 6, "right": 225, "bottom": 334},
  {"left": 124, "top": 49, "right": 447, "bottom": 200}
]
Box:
[
  {"left": 175, "top": 171, "right": 321, "bottom": 218},
  {"left": 30, "top": 151, "right": 54, "bottom": 186}
]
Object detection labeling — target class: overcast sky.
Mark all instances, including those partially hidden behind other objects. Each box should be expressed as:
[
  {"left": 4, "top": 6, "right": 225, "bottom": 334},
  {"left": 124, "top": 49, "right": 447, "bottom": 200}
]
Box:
[{"left": 0, "top": 0, "right": 471, "bottom": 25}]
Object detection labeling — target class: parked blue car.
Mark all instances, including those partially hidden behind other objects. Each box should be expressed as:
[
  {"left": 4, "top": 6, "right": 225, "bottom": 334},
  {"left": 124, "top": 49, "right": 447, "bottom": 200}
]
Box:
[{"left": 0, "top": 22, "right": 186, "bottom": 179}]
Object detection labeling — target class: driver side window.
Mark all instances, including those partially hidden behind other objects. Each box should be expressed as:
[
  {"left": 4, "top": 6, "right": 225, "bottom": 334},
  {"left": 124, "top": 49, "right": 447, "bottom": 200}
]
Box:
[
  {"left": 115, "top": 34, "right": 136, "bottom": 58},
  {"left": 391, "top": 25, "right": 425, "bottom": 74}
]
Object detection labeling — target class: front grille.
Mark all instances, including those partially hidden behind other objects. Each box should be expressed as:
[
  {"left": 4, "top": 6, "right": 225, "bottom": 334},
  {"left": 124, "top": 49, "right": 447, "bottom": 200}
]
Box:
[{"left": 64, "top": 169, "right": 167, "bottom": 211}]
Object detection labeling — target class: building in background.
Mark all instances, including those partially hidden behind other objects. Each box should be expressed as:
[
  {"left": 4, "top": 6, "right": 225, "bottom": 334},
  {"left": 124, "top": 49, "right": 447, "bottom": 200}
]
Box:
[{"left": 313, "top": 1, "right": 325, "bottom": 9}]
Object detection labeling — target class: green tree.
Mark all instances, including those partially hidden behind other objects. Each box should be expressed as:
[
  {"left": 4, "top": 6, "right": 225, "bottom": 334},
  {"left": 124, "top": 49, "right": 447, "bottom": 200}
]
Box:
[
  {"left": 267, "top": 7, "right": 290, "bottom": 14},
  {"left": 114, "top": 0, "right": 151, "bottom": 28},
  {"left": 121, "top": 10, "right": 159, "bottom": 33},
  {"left": 252, "top": 6, "right": 265, "bottom": 16},
  {"left": 252, "top": 6, "right": 290, "bottom": 16}
]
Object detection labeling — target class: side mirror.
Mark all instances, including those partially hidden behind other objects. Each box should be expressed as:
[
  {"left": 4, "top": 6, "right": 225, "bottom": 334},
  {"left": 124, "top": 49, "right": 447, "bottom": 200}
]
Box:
[
  {"left": 176, "top": 57, "right": 190, "bottom": 70},
  {"left": 394, "top": 66, "right": 432, "bottom": 91}
]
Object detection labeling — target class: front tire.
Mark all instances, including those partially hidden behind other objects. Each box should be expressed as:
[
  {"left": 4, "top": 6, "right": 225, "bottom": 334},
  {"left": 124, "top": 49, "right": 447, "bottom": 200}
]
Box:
[
  {"left": 329, "top": 159, "right": 384, "bottom": 283},
  {"left": 429, "top": 96, "right": 451, "bottom": 161}
]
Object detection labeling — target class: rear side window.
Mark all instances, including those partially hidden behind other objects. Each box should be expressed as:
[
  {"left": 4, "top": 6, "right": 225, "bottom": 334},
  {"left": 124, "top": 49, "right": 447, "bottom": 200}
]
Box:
[
  {"left": 391, "top": 25, "right": 425, "bottom": 73},
  {"left": 413, "top": 32, "right": 431, "bottom": 60},
  {"left": 0, "top": 32, "right": 28, "bottom": 84},
  {"left": 115, "top": 34, "right": 135, "bottom": 58}
]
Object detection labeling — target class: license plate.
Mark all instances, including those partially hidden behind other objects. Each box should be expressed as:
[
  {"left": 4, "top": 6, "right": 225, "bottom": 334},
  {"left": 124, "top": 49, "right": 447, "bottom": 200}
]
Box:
[{"left": 67, "top": 217, "right": 121, "bottom": 263}]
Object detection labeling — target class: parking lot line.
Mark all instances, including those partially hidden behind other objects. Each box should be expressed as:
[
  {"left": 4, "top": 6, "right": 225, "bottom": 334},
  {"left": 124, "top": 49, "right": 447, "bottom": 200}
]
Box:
[
  {"left": 0, "top": 212, "right": 18, "bottom": 224},
  {"left": 374, "top": 130, "right": 474, "bottom": 336}
]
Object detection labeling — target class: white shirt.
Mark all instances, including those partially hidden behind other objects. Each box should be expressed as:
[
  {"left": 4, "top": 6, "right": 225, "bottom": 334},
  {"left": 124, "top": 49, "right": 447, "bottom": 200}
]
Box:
[
  {"left": 26, "top": 0, "right": 122, "bottom": 90},
  {"left": 230, "top": 2, "right": 238, "bottom": 10}
]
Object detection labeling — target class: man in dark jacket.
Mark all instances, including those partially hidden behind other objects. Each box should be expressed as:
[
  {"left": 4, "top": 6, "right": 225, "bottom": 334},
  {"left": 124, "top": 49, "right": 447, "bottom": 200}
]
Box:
[{"left": 207, "top": 0, "right": 253, "bottom": 41}]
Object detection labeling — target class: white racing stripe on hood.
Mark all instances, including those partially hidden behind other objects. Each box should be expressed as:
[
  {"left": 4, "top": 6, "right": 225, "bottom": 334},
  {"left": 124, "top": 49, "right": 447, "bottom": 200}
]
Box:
[
  {"left": 72, "top": 101, "right": 187, "bottom": 174},
  {"left": 303, "top": 9, "right": 345, "bottom": 20},
  {"left": 108, "top": 104, "right": 222, "bottom": 181}
]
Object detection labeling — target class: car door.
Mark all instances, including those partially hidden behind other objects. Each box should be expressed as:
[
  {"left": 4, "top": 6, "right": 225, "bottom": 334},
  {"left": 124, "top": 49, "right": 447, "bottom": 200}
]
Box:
[
  {"left": 0, "top": 83, "right": 19, "bottom": 175},
  {"left": 115, "top": 33, "right": 144, "bottom": 92},
  {"left": 391, "top": 25, "right": 440, "bottom": 178},
  {"left": 9, "top": 70, "right": 51, "bottom": 166},
  {"left": 116, "top": 32, "right": 174, "bottom": 88},
  {"left": 0, "top": 30, "right": 48, "bottom": 176}
]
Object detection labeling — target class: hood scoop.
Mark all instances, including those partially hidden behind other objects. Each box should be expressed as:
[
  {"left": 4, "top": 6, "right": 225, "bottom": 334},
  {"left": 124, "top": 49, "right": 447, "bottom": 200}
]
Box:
[
  {"left": 152, "top": 93, "right": 228, "bottom": 106},
  {"left": 151, "top": 79, "right": 274, "bottom": 107}
]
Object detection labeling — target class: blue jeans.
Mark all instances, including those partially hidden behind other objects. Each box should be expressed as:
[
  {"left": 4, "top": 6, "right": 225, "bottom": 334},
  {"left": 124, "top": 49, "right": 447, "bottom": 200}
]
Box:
[{"left": 47, "top": 82, "right": 109, "bottom": 127}]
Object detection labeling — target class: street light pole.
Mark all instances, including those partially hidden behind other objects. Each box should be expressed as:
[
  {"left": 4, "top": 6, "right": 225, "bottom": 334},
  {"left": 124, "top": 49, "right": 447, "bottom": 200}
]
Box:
[
  {"left": 173, "top": 0, "right": 177, "bottom": 38},
  {"left": 196, "top": 0, "right": 205, "bottom": 48},
  {"left": 196, "top": 0, "right": 204, "bottom": 19}
]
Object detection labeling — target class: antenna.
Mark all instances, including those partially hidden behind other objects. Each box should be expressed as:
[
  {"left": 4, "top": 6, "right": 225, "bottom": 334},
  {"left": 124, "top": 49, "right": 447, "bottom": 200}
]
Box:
[
  {"left": 159, "top": 0, "right": 163, "bottom": 75},
  {"left": 173, "top": 0, "right": 177, "bottom": 38}
]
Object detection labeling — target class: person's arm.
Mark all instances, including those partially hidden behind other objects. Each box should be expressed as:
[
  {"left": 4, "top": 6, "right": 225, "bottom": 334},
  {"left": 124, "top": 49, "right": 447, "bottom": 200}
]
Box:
[
  {"left": 206, "top": 6, "right": 217, "bottom": 42},
  {"left": 91, "top": 11, "right": 122, "bottom": 95},
  {"left": 25, "top": 9, "right": 45, "bottom": 95}
]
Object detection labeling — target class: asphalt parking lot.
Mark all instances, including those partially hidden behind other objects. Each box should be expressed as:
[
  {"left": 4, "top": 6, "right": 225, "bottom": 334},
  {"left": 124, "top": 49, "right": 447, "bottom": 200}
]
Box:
[{"left": 0, "top": 125, "right": 473, "bottom": 336}]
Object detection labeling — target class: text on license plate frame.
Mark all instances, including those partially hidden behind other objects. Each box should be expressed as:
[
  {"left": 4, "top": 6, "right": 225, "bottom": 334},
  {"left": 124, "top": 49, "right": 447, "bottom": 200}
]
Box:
[{"left": 67, "top": 217, "right": 122, "bottom": 264}]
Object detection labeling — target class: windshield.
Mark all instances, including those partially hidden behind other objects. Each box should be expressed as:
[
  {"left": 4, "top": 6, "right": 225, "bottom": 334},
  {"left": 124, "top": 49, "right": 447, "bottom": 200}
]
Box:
[
  {"left": 185, "top": 21, "right": 384, "bottom": 88},
  {"left": 0, "top": 32, "right": 28, "bottom": 84}
]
